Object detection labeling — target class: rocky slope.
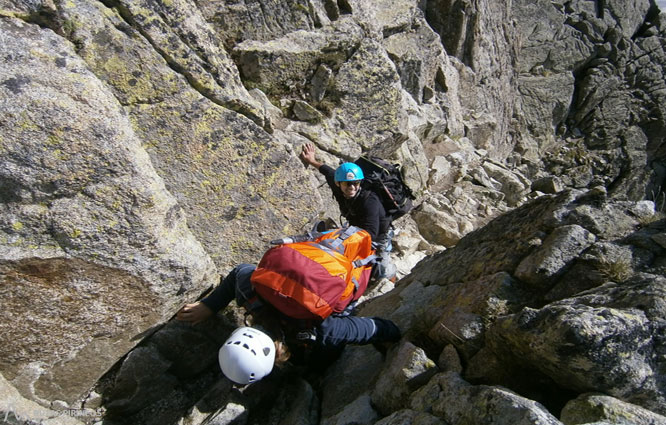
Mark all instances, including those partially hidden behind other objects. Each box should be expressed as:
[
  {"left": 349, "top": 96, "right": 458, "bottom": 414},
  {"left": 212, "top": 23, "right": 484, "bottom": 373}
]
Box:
[{"left": 1, "top": 0, "right": 666, "bottom": 424}]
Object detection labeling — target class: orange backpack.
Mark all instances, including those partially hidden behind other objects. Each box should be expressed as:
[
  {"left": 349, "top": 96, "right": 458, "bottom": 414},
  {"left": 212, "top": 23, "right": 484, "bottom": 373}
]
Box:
[{"left": 250, "top": 226, "right": 376, "bottom": 320}]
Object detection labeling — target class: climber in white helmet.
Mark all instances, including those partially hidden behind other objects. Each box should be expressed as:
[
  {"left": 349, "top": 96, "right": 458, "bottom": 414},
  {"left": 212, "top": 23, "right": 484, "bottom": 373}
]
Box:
[
  {"left": 178, "top": 263, "right": 401, "bottom": 385},
  {"left": 217, "top": 326, "right": 276, "bottom": 385}
]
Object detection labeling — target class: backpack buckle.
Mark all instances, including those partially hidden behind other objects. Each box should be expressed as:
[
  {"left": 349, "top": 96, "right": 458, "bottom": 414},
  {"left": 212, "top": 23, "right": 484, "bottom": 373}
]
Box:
[{"left": 296, "top": 329, "right": 317, "bottom": 342}]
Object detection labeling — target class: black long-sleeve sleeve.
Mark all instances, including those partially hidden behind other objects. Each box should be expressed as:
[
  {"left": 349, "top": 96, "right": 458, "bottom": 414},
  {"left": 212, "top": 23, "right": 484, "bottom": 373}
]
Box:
[
  {"left": 315, "top": 315, "right": 401, "bottom": 348},
  {"left": 319, "top": 164, "right": 338, "bottom": 191}
]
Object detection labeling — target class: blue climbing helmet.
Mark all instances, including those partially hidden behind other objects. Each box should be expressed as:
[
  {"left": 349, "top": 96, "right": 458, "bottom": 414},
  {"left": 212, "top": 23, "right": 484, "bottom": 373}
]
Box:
[{"left": 334, "top": 162, "right": 365, "bottom": 182}]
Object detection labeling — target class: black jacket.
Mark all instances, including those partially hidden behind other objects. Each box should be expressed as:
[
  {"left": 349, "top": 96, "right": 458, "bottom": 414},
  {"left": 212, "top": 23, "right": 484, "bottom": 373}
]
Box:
[{"left": 319, "top": 164, "right": 390, "bottom": 241}]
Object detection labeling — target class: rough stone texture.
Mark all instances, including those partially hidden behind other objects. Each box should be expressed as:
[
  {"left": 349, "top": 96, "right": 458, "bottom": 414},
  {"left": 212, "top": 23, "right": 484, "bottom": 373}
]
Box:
[
  {"left": 233, "top": 20, "right": 364, "bottom": 100},
  {"left": 195, "top": 0, "right": 324, "bottom": 48},
  {"left": 405, "top": 191, "right": 579, "bottom": 287},
  {"left": 482, "top": 161, "right": 531, "bottom": 207},
  {"left": 115, "top": 0, "right": 266, "bottom": 127},
  {"left": 51, "top": 0, "right": 322, "bottom": 270},
  {"left": 413, "top": 201, "right": 468, "bottom": 247},
  {"left": 319, "top": 345, "right": 384, "bottom": 422},
  {"left": 424, "top": 0, "right": 518, "bottom": 160},
  {"left": 427, "top": 272, "right": 533, "bottom": 361},
  {"left": 410, "top": 372, "right": 563, "bottom": 425},
  {"left": 360, "top": 190, "right": 666, "bottom": 422},
  {"left": 333, "top": 38, "right": 408, "bottom": 151},
  {"left": 382, "top": 18, "right": 447, "bottom": 105},
  {"left": 514, "top": 224, "right": 597, "bottom": 289},
  {"left": 0, "top": 17, "right": 217, "bottom": 405},
  {"left": 374, "top": 409, "right": 445, "bottom": 425},
  {"left": 0, "top": 373, "right": 86, "bottom": 425},
  {"left": 515, "top": 0, "right": 666, "bottom": 203},
  {"left": 560, "top": 393, "right": 666, "bottom": 425},
  {"left": 127, "top": 93, "right": 319, "bottom": 270},
  {"left": 320, "top": 394, "right": 378, "bottom": 425},
  {"left": 437, "top": 344, "right": 463, "bottom": 373},
  {"left": 487, "top": 298, "right": 662, "bottom": 411},
  {"left": 371, "top": 341, "right": 437, "bottom": 416}
]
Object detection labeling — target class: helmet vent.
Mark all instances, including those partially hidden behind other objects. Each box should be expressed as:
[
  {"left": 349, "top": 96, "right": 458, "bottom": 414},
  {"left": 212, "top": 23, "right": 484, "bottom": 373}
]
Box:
[{"left": 235, "top": 342, "right": 256, "bottom": 356}]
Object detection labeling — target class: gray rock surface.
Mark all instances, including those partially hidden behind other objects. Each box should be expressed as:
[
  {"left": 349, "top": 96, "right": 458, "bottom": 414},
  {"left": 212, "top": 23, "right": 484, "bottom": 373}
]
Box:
[
  {"left": 410, "top": 371, "right": 563, "bottom": 425},
  {"left": 0, "top": 17, "right": 217, "bottom": 405},
  {"left": 561, "top": 393, "right": 666, "bottom": 425},
  {"left": 371, "top": 342, "right": 437, "bottom": 416}
]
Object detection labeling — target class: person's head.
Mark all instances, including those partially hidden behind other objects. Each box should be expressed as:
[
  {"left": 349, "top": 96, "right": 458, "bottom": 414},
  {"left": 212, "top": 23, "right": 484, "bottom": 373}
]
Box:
[
  {"left": 218, "top": 307, "right": 292, "bottom": 385},
  {"left": 334, "top": 163, "right": 364, "bottom": 199},
  {"left": 218, "top": 327, "right": 276, "bottom": 385}
]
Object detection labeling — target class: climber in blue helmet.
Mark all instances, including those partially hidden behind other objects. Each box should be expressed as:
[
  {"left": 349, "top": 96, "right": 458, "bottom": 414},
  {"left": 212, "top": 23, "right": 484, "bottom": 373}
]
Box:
[
  {"left": 300, "top": 143, "right": 396, "bottom": 281},
  {"left": 333, "top": 162, "right": 365, "bottom": 199}
]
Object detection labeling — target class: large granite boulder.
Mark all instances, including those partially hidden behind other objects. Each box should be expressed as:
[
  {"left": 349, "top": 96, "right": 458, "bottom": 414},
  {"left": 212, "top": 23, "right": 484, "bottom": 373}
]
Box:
[{"left": 0, "top": 17, "right": 218, "bottom": 405}]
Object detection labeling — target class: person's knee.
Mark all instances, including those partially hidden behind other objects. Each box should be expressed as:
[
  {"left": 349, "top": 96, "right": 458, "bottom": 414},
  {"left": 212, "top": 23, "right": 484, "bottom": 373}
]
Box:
[{"left": 374, "top": 254, "right": 395, "bottom": 280}]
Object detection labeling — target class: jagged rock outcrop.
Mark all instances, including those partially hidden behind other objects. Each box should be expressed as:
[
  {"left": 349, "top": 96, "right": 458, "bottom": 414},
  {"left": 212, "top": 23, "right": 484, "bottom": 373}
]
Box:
[
  {"left": 1, "top": 0, "right": 666, "bottom": 423},
  {"left": 316, "top": 189, "right": 666, "bottom": 425},
  {"left": 513, "top": 0, "right": 666, "bottom": 203},
  {"left": 39, "top": 0, "right": 322, "bottom": 268}
]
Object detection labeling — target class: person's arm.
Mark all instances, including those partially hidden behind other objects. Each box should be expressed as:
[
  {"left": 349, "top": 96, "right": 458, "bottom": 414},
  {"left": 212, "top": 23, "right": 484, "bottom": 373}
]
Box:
[
  {"left": 199, "top": 281, "right": 234, "bottom": 313},
  {"left": 315, "top": 315, "right": 401, "bottom": 348},
  {"left": 300, "top": 143, "right": 339, "bottom": 190},
  {"left": 300, "top": 143, "right": 324, "bottom": 169},
  {"left": 176, "top": 302, "right": 213, "bottom": 325},
  {"left": 177, "top": 265, "right": 249, "bottom": 324},
  {"left": 318, "top": 164, "right": 339, "bottom": 192}
]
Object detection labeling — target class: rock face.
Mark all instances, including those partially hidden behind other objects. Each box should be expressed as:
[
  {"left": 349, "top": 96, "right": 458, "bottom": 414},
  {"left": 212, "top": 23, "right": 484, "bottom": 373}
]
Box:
[
  {"left": 0, "top": 17, "right": 217, "bottom": 406},
  {"left": 1, "top": 0, "right": 666, "bottom": 423},
  {"left": 351, "top": 189, "right": 666, "bottom": 425}
]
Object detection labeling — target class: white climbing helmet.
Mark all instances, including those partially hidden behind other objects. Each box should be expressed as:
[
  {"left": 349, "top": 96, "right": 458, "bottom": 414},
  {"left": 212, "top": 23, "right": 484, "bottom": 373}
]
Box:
[{"left": 218, "top": 327, "right": 276, "bottom": 385}]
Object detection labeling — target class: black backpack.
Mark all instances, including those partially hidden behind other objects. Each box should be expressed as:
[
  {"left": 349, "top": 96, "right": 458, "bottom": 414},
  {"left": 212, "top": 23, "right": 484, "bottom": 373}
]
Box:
[{"left": 354, "top": 155, "right": 415, "bottom": 220}]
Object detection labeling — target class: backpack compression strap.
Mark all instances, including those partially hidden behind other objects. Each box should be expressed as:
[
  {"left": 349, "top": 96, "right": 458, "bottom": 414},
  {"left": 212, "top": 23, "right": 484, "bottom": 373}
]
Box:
[
  {"left": 319, "top": 225, "right": 362, "bottom": 253},
  {"left": 353, "top": 255, "right": 377, "bottom": 268}
]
